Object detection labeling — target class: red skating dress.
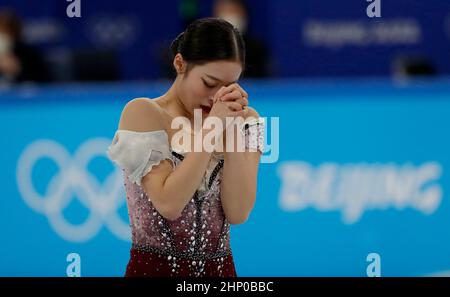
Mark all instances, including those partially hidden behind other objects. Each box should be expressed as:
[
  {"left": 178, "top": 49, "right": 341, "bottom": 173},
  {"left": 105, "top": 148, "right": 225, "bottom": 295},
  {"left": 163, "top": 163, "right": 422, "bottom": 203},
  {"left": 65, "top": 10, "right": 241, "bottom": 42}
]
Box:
[{"left": 107, "top": 118, "right": 264, "bottom": 277}]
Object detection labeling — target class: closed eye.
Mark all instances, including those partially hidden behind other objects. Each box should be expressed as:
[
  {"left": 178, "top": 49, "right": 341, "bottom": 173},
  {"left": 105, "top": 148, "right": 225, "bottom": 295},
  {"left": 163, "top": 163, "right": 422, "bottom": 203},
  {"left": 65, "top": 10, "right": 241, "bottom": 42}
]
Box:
[{"left": 202, "top": 79, "right": 216, "bottom": 88}]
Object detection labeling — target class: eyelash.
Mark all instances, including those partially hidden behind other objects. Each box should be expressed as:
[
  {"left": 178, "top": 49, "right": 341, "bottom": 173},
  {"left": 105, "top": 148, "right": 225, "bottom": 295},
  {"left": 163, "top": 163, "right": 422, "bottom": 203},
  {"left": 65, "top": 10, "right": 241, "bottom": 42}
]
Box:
[{"left": 203, "top": 80, "right": 216, "bottom": 88}]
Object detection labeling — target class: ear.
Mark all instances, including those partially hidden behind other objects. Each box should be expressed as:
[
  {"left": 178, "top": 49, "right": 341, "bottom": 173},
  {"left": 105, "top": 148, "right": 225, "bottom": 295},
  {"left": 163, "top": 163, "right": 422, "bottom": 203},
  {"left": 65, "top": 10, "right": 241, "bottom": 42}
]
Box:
[{"left": 173, "top": 53, "right": 187, "bottom": 74}]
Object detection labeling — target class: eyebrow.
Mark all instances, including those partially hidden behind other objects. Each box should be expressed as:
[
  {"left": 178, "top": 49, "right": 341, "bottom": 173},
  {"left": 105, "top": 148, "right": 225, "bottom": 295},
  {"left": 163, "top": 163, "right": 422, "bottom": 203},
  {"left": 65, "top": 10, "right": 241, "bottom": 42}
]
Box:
[{"left": 204, "top": 74, "right": 237, "bottom": 85}]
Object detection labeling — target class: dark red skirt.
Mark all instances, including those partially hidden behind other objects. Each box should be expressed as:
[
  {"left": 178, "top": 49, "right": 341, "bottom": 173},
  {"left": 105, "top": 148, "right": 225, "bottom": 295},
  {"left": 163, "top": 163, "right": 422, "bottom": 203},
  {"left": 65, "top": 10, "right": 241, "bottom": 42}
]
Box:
[{"left": 125, "top": 248, "right": 238, "bottom": 277}]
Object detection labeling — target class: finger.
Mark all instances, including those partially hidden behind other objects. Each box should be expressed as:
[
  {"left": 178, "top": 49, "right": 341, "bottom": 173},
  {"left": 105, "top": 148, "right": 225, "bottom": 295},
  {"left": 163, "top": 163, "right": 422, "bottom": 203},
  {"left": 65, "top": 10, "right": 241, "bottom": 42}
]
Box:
[
  {"left": 237, "top": 96, "right": 248, "bottom": 106},
  {"left": 242, "top": 105, "right": 249, "bottom": 116},
  {"left": 225, "top": 101, "right": 243, "bottom": 111},
  {"left": 231, "top": 108, "right": 247, "bottom": 118},
  {"left": 230, "top": 96, "right": 248, "bottom": 108},
  {"left": 223, "top": 83, "right": 248, "bottom": 100},
  {"left": 215, "top": 85, "right": 233, "bottom": 101},
  {"left": 213, "top": 86, "right": 226, "bottom": 102},
  {"left": 213, "top": 88, "right": 222, "bottom": 103},
  {"left": 234, "top": 84, "right": 248, "bottom": 100},
  {"left": 220, "top": 90, "right": 242, "bottom": 102}
]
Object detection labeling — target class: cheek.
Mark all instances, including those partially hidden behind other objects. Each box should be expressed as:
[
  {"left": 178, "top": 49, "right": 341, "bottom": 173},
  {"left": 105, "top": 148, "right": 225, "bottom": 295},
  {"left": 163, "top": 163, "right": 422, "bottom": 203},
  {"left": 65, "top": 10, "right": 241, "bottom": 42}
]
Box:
[
  {"left": 188, "top": 79, "right": 211, "bottom": 101},
  {"left": 179, "top": 78, "right": 197, "bottom": 103}
]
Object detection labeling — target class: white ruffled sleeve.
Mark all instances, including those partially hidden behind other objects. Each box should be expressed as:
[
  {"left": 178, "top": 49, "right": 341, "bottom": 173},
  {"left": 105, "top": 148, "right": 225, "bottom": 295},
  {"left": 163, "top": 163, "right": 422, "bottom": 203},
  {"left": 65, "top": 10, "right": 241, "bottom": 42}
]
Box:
[{"left": 106, "top": 130, "right": 173, "bottom": 186}]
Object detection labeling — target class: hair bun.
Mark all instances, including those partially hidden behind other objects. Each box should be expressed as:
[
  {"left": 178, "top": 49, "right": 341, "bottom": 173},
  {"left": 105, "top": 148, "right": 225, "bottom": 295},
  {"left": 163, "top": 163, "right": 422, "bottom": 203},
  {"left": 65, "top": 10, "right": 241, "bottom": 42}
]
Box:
[{"left": 170, "top": 31, "right": 185, "bottom": 56}]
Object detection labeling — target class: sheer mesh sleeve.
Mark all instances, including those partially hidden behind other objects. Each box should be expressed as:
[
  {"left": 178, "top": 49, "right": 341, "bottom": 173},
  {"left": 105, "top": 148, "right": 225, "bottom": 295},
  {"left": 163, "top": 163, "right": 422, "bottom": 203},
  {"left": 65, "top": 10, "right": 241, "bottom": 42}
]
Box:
[
  {"left": 240, "top": 117, "right": 265, "bottom": 153},
  {"left": 107, "top": 130, "right": 173, "bottom": 186}
]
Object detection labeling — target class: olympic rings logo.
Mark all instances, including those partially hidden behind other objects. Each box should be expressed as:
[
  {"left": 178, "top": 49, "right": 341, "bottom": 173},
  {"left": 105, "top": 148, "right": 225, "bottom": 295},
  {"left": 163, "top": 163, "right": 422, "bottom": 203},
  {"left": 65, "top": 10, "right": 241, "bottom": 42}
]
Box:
[{"left": 16, "top": 138, "right": 130, "bottom": 243}]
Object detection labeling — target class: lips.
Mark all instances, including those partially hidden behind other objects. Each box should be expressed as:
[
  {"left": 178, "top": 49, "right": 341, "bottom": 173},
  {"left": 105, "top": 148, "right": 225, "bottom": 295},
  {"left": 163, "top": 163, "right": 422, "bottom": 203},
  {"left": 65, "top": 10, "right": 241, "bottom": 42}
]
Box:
[{"left": 200, "top": 105, "right": 211, "bottom": 113}]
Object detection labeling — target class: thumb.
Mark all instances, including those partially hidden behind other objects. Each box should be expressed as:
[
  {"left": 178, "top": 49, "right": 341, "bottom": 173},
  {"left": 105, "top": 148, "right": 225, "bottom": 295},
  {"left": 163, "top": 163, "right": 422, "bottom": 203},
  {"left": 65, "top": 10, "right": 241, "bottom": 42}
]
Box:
[{"left": 231, "top": 109, "right": 247, "bottom": 118}]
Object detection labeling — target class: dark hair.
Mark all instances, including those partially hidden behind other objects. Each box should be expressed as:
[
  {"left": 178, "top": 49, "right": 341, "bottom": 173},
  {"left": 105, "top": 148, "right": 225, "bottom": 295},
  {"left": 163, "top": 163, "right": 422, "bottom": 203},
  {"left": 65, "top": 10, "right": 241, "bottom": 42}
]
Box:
[
  {"left": 170, "top": 17, "right": 246, "bottom": 74},
  {"left": 0, "top": 9, "right": 22, "bottom": 40}
]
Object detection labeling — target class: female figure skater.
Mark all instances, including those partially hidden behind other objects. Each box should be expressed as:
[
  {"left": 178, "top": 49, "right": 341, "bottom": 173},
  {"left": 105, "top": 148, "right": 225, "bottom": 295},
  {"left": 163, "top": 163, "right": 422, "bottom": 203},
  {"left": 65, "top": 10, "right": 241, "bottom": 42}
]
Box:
[{"left": 107, "top": 17, "right": 264, "bottom": 277}]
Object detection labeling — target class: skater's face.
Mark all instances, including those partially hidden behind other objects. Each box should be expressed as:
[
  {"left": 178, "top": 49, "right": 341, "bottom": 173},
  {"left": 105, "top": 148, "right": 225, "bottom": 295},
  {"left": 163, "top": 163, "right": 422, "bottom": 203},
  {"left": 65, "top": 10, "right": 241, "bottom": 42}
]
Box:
[{"left": 174, "top": 54, "right": 242, "bottom": 118}]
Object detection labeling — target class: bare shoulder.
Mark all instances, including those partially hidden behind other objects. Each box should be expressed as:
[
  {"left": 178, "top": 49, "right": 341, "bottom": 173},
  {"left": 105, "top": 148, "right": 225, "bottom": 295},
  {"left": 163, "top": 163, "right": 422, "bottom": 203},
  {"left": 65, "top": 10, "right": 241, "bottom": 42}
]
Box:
[{"left": 118, "top": 97, "right": 164, "bottom": 132}]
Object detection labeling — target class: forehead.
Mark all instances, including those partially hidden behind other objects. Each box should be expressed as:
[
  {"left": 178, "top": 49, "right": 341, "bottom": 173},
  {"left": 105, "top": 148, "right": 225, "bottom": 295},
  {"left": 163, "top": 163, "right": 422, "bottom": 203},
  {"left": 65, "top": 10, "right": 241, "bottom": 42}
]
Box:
[
  {"left": 194, "top": 60, "right": 242, "bottom": 84},
  {"left": 215, "top": 2, "right": 245, "bottom": 14}
]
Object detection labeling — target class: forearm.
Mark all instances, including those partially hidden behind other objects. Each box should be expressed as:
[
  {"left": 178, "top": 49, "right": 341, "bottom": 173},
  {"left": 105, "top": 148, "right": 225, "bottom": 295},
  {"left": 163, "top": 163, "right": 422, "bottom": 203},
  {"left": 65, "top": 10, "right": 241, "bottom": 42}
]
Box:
[
  {"left": 141, "top": 126, "right": 218, "bottom": 220},
  {"left": 161, "top": 150, "right": 212, "bottom": 217},
  {"left": 221, "top": 152, "right": 258, "bottom": 224}
]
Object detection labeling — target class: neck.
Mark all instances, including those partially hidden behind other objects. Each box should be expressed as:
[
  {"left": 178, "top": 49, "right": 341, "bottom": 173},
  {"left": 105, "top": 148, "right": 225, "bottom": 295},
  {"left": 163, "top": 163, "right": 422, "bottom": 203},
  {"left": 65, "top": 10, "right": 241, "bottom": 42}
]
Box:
[
  {"left": 161, "top": 77, "right": 192, "bottom": 120},
  {"left": 159, "top": 78, "right": 205, "bottom": 134}
]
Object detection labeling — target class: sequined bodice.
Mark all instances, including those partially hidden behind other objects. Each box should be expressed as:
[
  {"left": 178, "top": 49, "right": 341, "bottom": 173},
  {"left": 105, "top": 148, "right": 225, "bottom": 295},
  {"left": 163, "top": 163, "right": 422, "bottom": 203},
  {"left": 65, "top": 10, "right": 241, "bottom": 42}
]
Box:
[{"left": 124, "top": 148, "right": 232, "bottom": 263}]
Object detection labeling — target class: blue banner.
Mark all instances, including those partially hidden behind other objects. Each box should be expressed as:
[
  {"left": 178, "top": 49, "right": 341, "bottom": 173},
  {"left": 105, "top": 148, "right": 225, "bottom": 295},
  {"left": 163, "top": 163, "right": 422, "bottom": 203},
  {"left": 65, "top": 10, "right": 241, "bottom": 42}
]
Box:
[
  {"left": 2, "top": 0, "right": 449, "bottom": 78},
  {"left": 1, "top": 79, "right": 450, "bottom": 276}
]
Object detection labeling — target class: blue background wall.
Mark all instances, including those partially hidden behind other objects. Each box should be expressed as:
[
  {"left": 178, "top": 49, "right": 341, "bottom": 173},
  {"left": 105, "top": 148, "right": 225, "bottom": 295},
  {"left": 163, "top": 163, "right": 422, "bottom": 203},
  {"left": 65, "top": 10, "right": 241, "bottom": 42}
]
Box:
[
  {"left": 1, "top": 0, "right": 449, "bottom": 78},
  {"left": 1, "top": 79, "right": 450, "bottom": 276}
]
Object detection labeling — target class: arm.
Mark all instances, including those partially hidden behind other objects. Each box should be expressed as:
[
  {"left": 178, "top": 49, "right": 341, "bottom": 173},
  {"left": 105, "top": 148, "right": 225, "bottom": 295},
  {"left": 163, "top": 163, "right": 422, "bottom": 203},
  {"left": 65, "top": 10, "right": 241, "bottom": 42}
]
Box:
[
  {"left": 220, "top": 107, "right": 262, "bottom": 225},
  {"left": 119, "top": 98, "right": 213, "bottom": 221},
  {"left": 143, "top": 149, "right": 212, "bottom": 221}
]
